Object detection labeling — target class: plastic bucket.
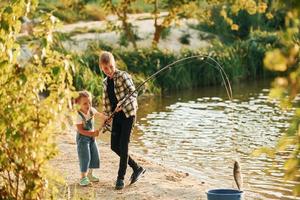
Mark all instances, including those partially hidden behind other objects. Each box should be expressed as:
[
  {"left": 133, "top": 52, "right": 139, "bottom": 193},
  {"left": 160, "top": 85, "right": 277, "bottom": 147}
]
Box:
[{"left": 207, "top": 189, "right": 243, "bottom": 200}]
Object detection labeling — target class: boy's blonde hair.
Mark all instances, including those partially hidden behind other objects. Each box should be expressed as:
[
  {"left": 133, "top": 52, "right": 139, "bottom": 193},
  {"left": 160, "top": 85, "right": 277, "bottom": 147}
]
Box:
[
  {"left": 99, "top": 51, "right": 115, "bottom": 67},
  {"left": 75, "top": 90, "right": 92, "bottom": 104}
]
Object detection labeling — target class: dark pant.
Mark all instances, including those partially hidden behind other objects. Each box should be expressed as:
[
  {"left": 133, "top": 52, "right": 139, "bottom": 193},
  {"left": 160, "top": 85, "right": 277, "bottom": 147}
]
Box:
[{"left": 111, "top": 111, "right": 139, "bottom": 180}]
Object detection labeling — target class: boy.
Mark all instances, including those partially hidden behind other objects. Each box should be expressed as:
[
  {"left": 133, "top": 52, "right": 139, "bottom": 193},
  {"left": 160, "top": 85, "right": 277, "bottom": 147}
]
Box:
[{"left": 99, "top": 51, "right": 146, "bottom": 190}]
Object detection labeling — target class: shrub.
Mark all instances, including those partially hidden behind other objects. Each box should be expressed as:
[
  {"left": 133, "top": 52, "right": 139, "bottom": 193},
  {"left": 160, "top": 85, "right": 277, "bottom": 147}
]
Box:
[{"left": 0, "top": 1, "right": 75, "bottom": 199}]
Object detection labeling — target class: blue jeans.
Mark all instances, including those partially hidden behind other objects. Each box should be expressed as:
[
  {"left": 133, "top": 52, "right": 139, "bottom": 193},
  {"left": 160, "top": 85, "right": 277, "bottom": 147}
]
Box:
[{"left": 76, "top": 133, "right": 100, "bottom": 173}]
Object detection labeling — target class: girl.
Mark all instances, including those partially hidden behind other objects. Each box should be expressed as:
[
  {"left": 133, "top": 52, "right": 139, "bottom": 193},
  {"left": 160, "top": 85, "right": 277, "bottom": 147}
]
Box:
[{"left": 75, "top": 90, "right": 104, "bottom": 186}]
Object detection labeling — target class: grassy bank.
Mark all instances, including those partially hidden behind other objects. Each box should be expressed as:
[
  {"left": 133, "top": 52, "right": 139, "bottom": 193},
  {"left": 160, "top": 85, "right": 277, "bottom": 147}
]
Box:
[{"left": 67, "top": 30, "right": 280, "bottom": 105}]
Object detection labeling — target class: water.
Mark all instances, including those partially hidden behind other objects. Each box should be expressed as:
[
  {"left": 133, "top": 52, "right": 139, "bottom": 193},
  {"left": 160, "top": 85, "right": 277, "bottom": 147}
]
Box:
[{"left": 129, "top": 80, "right": 299, "bottom": 200}]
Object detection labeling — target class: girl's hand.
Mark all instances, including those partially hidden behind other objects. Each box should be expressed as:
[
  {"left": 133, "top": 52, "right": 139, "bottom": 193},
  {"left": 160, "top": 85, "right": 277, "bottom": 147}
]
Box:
[
  {"left": 93, "top": 130, "right": 100, "bottom": 137},
  {"left": 94, "top": 112, "right": 106, "bottom": 130}
]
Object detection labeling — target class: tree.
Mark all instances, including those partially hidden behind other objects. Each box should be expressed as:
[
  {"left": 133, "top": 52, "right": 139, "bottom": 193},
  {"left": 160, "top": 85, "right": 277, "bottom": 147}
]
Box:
[
  {"left": 102, "top": 0, "right": 198, "bottom": 48},
  {"left": 0, "top": 0, "right": 75, "bottom": 199},
  {"left": 148, "top": 0, "right": 197, "bottom": 47},
  {"left": 102, "top": 0, "right": 138, "bottom": 49}
]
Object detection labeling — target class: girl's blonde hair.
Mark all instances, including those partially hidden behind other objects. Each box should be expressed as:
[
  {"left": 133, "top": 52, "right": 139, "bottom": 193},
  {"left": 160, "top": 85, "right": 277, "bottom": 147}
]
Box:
[
  {"left": 99, "top": 51, "right": 115, "bottom": 67},
  {"left": 74, "top": 90, "right": 92, "bottom": 104}
]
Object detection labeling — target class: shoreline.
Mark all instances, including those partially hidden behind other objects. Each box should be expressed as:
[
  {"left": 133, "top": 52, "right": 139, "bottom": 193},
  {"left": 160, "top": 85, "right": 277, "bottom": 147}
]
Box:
[{"left": 52, "top": 131, "right": 210, "bottom": 199}]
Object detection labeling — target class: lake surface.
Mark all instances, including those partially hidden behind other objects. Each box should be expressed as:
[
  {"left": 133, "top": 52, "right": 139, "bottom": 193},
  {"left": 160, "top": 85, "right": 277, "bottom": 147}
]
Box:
[{"left": 128, "top": 80, "right": 299, "bottom": 200}]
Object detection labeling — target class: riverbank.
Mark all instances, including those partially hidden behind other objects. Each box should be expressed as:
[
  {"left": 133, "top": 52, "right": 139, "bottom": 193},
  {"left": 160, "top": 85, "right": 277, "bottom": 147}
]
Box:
[{"left": 52, "top": 131, "right": 209, "bottom": 199}]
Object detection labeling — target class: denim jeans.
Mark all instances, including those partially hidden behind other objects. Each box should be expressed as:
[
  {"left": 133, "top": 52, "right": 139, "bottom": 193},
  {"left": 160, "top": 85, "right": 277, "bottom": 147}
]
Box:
[{"left": 76, "top": 134, "right": 100, "bottom": 173}]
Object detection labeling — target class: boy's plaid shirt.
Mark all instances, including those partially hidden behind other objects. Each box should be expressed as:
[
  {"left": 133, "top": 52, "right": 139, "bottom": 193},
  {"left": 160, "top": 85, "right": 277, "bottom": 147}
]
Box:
[{"left": 102, "top": 69, "right": 138, "bottom": 118}]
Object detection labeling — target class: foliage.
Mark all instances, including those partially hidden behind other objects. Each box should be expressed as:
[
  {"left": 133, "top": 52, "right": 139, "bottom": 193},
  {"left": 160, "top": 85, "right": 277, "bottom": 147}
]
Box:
[
  {"left": 0, "top": 0, "right": 75, "bottom": 199},
  {"left": 38, "top": 0, "right": 107, "bottom": 23},
  {"left": 147, "top": 0, "right": 197, "bottom": 46},
  {"left": 196, "top": 0, "right": 286, "bottom": 42},
  {"left": 72, "top": 53, "right": 104, "bottom": 105},
  {"left": 208, "top": 30, "right": 280, "bottom": 82},
  {"left": 118, "top": 26, "right": 140, "bottom": 47},
  {"left": 260, "top": 1, "right": 300, "bottom": 195},
  {"left": 70, "top": 34, "right": 286, "bottom": 101},
  {"left": 100, "top": 0, "right": 198, "bottom": 48},
  {"left": 160, "top": 26, "right": 171, "bottom": 40},
  {"left": 114, "top": 48, "right": 210, "bottom": 91},
  {"left": 102, "top": 0, "right": 138, "bottom": 49},
  {"left": 178, "top": 33, "right": 191, "bottom": 45},
  {"left": 80, "top": 41, "right": 278, "bottom": 93}
]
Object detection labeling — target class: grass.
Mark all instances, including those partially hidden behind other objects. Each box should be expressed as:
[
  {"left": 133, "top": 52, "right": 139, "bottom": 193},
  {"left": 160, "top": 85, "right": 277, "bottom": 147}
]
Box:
[{"left": 38, "top": 1, "right": 107, "bottom": 23}]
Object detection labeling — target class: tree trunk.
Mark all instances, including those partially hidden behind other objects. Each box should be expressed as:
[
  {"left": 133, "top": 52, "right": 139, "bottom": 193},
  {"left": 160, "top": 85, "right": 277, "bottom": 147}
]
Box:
[
  {"left": 152, "top": 25, "right": 163, "bottom": 47},
  {"left": 152, "top": 0, "right": 162, "bottom": 47}
]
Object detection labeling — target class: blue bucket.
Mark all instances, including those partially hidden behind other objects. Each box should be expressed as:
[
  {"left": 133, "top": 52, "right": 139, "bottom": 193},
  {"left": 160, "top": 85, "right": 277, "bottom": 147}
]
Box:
[{"left": 207, "top": 189, "right": 243, "bottom": 200}]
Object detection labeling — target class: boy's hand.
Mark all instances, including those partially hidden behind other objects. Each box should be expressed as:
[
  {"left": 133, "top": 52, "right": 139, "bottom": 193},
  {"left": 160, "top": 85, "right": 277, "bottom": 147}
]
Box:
[
  {"left": 104, "top": 115, "right": 112, "bottom": 124},
  {"left": 115, "top": 102, "right": 123, "bottom": 112}
]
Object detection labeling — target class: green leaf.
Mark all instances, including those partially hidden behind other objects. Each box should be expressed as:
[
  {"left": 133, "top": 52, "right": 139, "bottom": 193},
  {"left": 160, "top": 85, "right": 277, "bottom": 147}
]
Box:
[
  {"left": 19, "top": 73, "right": 27, "bottom": 84},
  {"left": 4, "top": 6, "right": 13, "bottom": 14},
  {"left": 41, "top": 38, "right": 47, "bottom": 47},
  {"left": 12, "top": 131, "right": 21, "bottom": 142},
  {"left": 1, "top": 20, "right": 9, "bottom": 31},
  {"left": 6, "top": 127, "right": 12, "bottom": 138},
  {"left": 52, "top": 67, "right": 60, "bottom": 76},
  {"left": 0, "top": 60, "right": 8, "bottom": 68}
]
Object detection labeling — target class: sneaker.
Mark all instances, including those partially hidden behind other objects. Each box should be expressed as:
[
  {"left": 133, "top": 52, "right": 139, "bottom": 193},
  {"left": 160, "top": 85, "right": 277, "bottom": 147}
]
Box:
[
  {"left": 79, "top": 177, "right": 90, "bottom": 186},
  {"left": 88, "top": 173, "right": 100, "bottom": 182},
  {"left": 130, "top": 167, "right": 146, "bottom": 185},
  {"left": 115, "top": 179, "right": 124, "bottom": 190}
]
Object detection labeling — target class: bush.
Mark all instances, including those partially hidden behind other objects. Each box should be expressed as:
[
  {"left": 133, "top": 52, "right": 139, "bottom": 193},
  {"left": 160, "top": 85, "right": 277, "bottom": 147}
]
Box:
[
  {"left": 72, "top": 54, "right": 104, "bottom": 105},
  {"left": 195, "top": 4, "right": 287, "bottom": 43},
  {"left": 0, "top": 2, "right": 75, "bottom": 199},
  {"left": 179, "top": 33, "right": 191, "bottom": 45},
  {"left": 38, "top": 0, "right": 106, "bottom": 23},
  {"left": 209, "top": 30, "right": 282, "bottom": 82}
]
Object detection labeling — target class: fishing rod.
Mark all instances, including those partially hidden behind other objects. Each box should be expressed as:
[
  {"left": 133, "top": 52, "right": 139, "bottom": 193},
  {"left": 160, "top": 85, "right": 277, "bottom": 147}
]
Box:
[
  {"left": 104, "top": 54, "right": 233, "bottom": 125},
  {"left": 101, "top": 54, "right": 242, "bottom": 191}
]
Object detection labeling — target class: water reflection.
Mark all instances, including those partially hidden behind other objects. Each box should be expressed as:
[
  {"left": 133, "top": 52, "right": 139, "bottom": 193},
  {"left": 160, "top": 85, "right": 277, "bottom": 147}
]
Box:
[{"left": 130, "top": 80, "right": 299, "bottom": 200}]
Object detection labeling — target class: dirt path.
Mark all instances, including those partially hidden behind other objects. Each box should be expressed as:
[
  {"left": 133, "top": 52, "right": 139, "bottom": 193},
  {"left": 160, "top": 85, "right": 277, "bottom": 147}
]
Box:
[{"left": 52, "top": 131, "right": 210, "bottom": 199}]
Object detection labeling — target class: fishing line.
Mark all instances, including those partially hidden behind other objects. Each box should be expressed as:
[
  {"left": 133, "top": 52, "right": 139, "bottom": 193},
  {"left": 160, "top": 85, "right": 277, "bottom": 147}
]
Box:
[
  {"left": 203, "top": 59, "right": 242, "bottom": 190},
  {"left": 203, "top": 58, "right": 242, "bottom": 190},
  {"left": 204, "top": 60, "right": 232, "bottom": 100}
]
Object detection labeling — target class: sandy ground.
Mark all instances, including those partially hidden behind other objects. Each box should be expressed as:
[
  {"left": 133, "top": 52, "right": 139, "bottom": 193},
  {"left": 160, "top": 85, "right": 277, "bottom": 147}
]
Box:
[{"left": 52, "top": 130, "right": 210, "bottom": 200}]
